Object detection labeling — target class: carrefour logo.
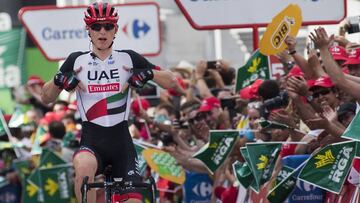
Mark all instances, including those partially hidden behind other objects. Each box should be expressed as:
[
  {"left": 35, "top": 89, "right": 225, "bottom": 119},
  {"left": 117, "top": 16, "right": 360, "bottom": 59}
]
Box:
[
  {"left": 192, "top": 182, "right": 212, "bottom": 197},
  {"left": 122, "top": 19, "right": 151, "bottom": 39}
]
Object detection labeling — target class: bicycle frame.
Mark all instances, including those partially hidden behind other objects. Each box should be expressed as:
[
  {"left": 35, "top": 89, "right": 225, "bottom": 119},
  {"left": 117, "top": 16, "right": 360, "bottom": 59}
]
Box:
[{"left": 81, "top": 175, "right": 156, "bottom": 203}]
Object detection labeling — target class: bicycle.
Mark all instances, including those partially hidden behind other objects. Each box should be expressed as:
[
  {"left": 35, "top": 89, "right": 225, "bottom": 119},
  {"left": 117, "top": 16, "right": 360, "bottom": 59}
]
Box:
[{"left": 81, "top": 165, "right": 157, "bottom": 203}]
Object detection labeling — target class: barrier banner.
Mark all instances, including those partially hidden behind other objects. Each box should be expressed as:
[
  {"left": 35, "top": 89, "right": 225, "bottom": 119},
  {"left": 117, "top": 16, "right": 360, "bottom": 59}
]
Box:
[
  {"left": 299, "top": 141, "right": 356, "bottom": 194},
  {"left": 142, "top": 148, "right": 185, "bottom": 184},
  {"left": 193, "top": 130, "right": 238, "bottom": 174},
  {"left": 183, "top": 171, "right": 213, "bottom": 203}
]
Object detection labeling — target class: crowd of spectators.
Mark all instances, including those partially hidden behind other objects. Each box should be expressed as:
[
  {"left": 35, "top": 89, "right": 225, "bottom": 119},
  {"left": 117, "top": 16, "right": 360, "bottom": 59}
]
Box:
[{"left": 1, "top": 23, "right": 360, "bottom": 203}]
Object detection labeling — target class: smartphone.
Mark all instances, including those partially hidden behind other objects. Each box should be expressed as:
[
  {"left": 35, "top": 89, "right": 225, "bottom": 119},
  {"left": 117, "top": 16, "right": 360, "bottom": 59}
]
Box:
[
  {"left": 347, "top": 16, "right": 360, "bottom": 34},
  {"left": 207, "top": 61, "right": 218, "bottom": 69},
  {"left": 220, "top": 98, "right": 236, "bottom": 110},
  {"left": 308, "top": 41, "right": 315, "bottom": 50}
]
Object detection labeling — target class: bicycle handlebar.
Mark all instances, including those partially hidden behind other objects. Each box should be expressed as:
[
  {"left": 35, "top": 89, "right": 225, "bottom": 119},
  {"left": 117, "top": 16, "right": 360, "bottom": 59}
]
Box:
[
  {"left": 82, "top": 176, "right": 156, "bottom": 203},
  {"left": 84, "top": 179, "right": 152, "bottom": 190}
]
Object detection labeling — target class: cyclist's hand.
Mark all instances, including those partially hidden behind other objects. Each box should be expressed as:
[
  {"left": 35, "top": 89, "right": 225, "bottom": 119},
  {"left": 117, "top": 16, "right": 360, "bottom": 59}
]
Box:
[
  {"left": 54, "top": 68, "right": 81, "bottom": 92},
  {"left": 127, "top": 66, "right": 154, "bottom": 88}
]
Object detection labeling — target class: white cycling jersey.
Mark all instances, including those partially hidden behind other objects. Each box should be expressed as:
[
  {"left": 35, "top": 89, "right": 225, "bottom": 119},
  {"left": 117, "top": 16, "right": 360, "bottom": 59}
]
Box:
[{"left": 59, "top": 49, "right": 156, "bottom": 127}]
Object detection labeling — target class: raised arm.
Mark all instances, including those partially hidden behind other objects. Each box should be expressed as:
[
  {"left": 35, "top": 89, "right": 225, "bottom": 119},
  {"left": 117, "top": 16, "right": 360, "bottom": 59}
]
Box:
[
  {"left": 152, "top": 69, "right": 186, "bottom": 96},
  {"left": 41, "top": 79, "right": 63, "bottom": 104},
  {"left": 310, "top": 27, "right": 360, "bottom": 101},
  {"left": 285, "top": 36, "right": 322, "bottom": 79}
]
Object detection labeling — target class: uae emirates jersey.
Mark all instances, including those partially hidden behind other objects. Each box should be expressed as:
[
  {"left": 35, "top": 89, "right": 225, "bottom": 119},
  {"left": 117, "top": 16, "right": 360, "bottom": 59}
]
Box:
[{"left": 59, "top": 49, "right": 155, "bottom": 127}]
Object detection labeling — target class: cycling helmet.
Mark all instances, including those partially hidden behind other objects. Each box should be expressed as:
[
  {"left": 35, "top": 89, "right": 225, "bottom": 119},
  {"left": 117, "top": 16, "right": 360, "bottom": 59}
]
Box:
[{"left": 84, "top": 2, "right": 119, "bottom": 25}]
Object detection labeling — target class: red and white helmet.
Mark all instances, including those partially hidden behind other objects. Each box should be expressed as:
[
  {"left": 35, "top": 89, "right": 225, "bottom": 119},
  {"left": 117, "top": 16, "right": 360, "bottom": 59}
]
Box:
[{"left": 84, "top": 2, "right": 119, "bottom": 25}]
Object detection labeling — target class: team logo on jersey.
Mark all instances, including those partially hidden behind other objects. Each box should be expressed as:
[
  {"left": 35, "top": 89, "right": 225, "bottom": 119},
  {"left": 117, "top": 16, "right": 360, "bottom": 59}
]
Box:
[
  {"left": 88, "top": 83, "right": 120, "bottom": 93},
  {"left": 88, "top": 69, "right": 120, "bottom": 81}
]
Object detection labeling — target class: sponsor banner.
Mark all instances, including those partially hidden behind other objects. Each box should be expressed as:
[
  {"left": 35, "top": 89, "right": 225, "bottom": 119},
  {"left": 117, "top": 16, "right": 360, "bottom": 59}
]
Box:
[
  {"left": 0, "top": 28, "right": 25, "bottom": 88},
  {"left": 142, "top": 148, "right": 185, "bottom": 184},
  {"left": 259, "top": 4, "right": 302, "bottom": 56},
  {"left": 298, "top": 141, "right": 357, "bottom": 194},
  {"left": 183, "top": 171, "right": 213, "bottom": 203},
  {"left": 193, "top": 130, "right": 238, "bottom": 174},
  {"left": 19, "top": 3, "right": 161, "bottom": 61},
  {"left": 175, "top": 0, "right": 345, "bottom": 29}
]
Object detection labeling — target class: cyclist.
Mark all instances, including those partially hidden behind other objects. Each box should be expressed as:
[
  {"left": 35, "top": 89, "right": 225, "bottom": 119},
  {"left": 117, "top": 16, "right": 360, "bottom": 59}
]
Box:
[{"left": 41, "top": 2, "right": 184, "bottom": 203}]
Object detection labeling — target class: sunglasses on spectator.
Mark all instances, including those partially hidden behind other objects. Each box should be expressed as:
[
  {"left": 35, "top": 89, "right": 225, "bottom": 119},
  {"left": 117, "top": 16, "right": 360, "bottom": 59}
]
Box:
[
  {"left": 90, "top": 23, "right": 115, "bottom": 31},
  {"left": 313, "top": 89, "right": 331, "bottom": 98},
  {"left": 188, "top": 113, "right": 208, "bottom": 124}
]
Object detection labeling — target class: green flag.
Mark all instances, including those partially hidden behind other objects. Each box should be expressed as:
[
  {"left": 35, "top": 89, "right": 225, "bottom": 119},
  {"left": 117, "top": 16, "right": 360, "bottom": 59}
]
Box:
[
  {"left": 31, "top": 125, "right": 47, "bottom": 155},
  {"left": 245, "top": 142, "right": 282, "bottom": 189},
  {"left": 258, "top": 119, "right": 290, "bottom": 130},
  {"left": 193, "top": 130, "right": 238, "bottom": 174},
  {"left": 39, "top": 165, "right": 72, "bottom": 203},
  {"left": 240, "top": 147, "right": 259, "bottom": 192},
  {"left": 22, "top": 175, "right": 41, "bottom": 203},
  {"left": 267, "top": 166, "right": 297, "bottom": 203},
  {"left": 235, "top": 49, "right": 270, "bottom": 93},
  {"left": 39, "top": 148, "right": 67, "bottom": 168},
  {"left": 232, "top": 160, "right": 254, "bottom": 188},
  {"left": 14, "top": 159, "right": 31, "bottom": 182},
  {"left": 0, "top": 176, "right": 9, "bottom": 189},
  {"left": 133, "top": 141, "right": 148, "bottom": 176},
  {"left": 0, "top": 112, "right": 6, "bottom": 136},
  {"left": 0, "top": 141, "right": 24, "bottom": 150},
  {"left": 27, "top": 169, "right": 44, "bottom": 202},
  {"left": 342, "top": 111, "right": 360, "bottom": 141},
  {"left": 298, "top": 141, "right": 356, "bottom": 194},
  {"left": 8, "top": 108, "right": 28, "bottom": 128}
]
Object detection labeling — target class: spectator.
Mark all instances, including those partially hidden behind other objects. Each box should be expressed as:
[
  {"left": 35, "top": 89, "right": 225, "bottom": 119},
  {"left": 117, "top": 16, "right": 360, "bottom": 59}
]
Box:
[{"left": 45, "top": 121, "right": 74, "bottom": 162}]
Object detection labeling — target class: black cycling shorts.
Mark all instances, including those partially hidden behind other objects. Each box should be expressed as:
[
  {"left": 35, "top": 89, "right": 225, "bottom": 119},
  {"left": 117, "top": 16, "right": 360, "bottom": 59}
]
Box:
[{"left": 75, "top": 121, "right": 142, "bottom": 185}]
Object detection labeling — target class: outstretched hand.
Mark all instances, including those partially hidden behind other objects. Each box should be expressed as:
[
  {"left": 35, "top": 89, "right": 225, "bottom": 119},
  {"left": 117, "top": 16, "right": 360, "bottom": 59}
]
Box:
[
  {"left": 309, "top": 27, "right": 334, "bottom": 50},
  {"left": 126, "top": 65, "right": 154, "bottom": 88},
  {"left": 286, "top": 76, "right": 309, "bottom": 97},
  {"left": 284, "top": 36, "right": 297, "bottom": 52}
]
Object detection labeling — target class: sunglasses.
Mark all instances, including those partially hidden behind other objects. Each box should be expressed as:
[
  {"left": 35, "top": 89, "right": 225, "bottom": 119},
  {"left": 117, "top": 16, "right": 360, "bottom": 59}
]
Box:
[
  {"left": 313, "top": 89, "right": 331, "bottom": 98},
  {"left": 90, "top": 23, "right": 115, "bottom": 31},
  {"left": 188, "top": 113, "right": 208, "bottom": 124}
]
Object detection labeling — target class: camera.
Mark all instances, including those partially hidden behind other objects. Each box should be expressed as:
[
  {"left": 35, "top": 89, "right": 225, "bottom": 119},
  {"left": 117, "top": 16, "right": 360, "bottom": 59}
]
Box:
[
  {"left": 346, "top": 16, "right": 360, "bottom": 34},
  {"left": 220, "top": 98, "right": 236, "bottom": 110},
  {"left": 172, "top": 119, "right": 189, "bottom": 129},
  {"left": 260, "top": 91, "right": 289, "bottom": 118},
  {"left": 207, "top": 61, "right": 218, "bottom": 69}
]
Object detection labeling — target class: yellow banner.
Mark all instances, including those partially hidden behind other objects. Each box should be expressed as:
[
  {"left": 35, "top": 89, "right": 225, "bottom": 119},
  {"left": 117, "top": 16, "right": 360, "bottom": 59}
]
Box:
[
  {"left": 259, "top": 4, "right": 302, "bottom": 56},
  {"left": 142, "top": 148, "right": 185, "bottom": 184}
]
